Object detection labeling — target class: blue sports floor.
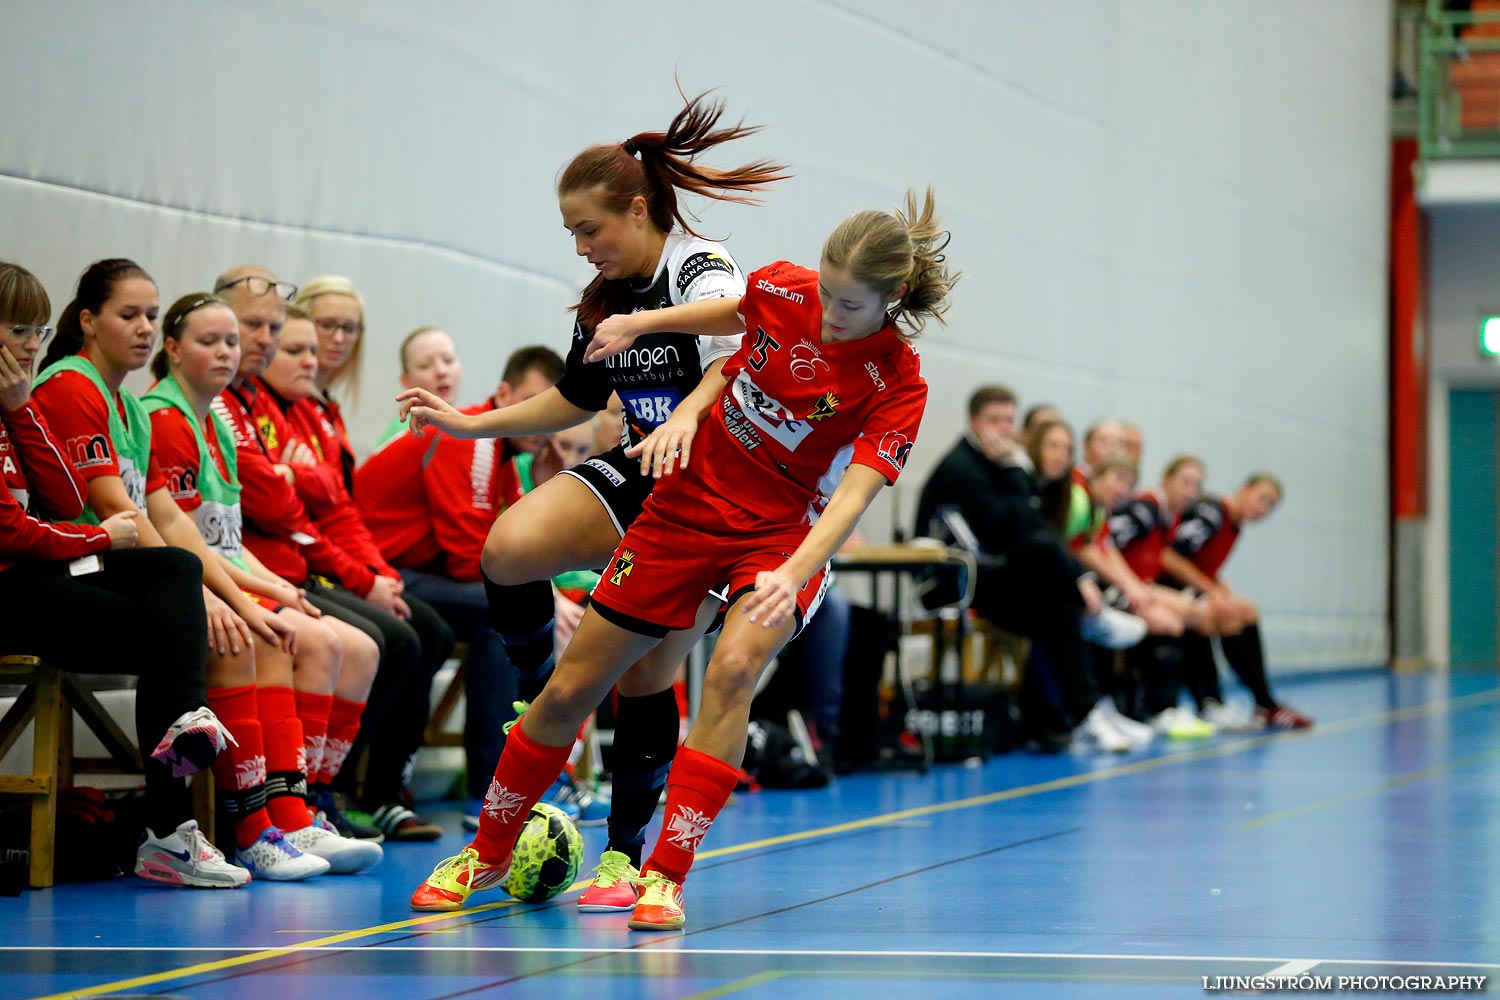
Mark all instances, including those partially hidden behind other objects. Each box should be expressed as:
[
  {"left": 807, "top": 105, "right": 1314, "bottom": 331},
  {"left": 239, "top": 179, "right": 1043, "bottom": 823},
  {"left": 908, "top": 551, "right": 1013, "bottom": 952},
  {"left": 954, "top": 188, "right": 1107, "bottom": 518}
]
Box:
[{"left": 4, "top": 667, "right": 1498, "bottom": 999}]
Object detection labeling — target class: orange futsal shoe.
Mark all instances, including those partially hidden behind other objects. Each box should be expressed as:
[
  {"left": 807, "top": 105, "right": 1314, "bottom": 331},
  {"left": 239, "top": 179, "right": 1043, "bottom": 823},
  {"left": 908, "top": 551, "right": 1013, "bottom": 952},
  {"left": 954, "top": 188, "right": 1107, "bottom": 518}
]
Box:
[
  {"left": 627, "top": 872, "right": 685, "bottom": 931},
  {"left": 409, "top": 847, "right": 509, "bottom": 911}
]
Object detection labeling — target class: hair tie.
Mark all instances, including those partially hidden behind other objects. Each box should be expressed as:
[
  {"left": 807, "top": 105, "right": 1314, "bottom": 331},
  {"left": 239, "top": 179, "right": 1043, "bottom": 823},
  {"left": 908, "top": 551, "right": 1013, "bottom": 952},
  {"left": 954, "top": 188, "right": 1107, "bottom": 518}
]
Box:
[{"left": 622, "top": 138, "right": 639, "bottom": 157}]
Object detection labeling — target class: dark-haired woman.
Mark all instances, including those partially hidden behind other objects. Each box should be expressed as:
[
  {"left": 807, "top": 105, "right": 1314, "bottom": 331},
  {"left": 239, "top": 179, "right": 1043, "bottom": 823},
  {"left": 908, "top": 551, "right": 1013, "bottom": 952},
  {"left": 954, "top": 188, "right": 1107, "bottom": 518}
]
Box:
[
  {"left": 400, "top": 92, "right": 788, "bottom": 909},
  {"left": 31, "top": 259, "right": 333, "bottom": 882},
  {"left": 411, "top": 190, "right": 953, "bottom": 932},
  {"left": 0, "top": 261, "right": 245, "bottom": 887}
]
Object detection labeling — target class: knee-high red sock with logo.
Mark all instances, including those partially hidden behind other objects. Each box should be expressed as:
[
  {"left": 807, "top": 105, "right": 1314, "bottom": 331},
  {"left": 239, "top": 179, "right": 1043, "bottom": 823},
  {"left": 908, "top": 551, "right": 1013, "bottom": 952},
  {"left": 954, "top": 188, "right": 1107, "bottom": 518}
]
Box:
[
  {"left": 319, "top": 696, "right": 365, "bottom": 785},
  {"left": 470, "top": 717, "right": 573, "bottom": 864},
  {"left": 642, "top": 746, "right": 738, "bottom": 885},
  {"left": 206, "top": 684, "right": 272, "bottom": 850},
  {"left": 257, "top": 685, "right": 316, "bottom": 832},
  {"left": 293, "top": 690, "right": 332, "bottom": 791}
]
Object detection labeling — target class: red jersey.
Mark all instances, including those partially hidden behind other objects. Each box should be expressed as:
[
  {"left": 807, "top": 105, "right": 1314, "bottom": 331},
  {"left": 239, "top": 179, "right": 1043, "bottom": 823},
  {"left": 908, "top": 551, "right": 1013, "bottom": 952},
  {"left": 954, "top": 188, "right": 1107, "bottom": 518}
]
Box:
[
  {"left": 667, "top": 262, "right": 928, "bottom": 527},
  {"left": 297, "top": 393, "right": 356, "bottom": 495},
  {"left": 31, "top": 369, "right": 167, "bottom": 495},
  {"left": 1168, "top": 495, "right": 1241, "bottom": 581},
  {"left": 1108, "top": 489, "right": 1174, "bottom": 583},
  {"left": 0, "top": 401, "right": 108, "bottom": 572},
  {"left": 355, "top": 398, "right": 522, "bottom": 582},
  {"left": 149, "top": 406, "right": 231, "bottom": 515},
  {"left": 211, "top": 380, "right": 379, "bottom": 596}
]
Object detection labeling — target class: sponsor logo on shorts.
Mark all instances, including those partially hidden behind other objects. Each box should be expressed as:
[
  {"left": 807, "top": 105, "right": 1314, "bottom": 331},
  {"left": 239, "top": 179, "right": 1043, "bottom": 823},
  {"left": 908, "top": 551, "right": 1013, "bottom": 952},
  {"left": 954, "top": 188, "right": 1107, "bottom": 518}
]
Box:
[
  {"left": 755, "top": 277, "right": 804, "bottom": 305},
  {"left": 789, "top": 341, "right": 828, "bottom": 381},
  {"left": 586, "top": 457, "right": 626, "bottom": 487},
  {"left": 676, "top": 252, "right": 735, "bottom": 297},
  {"left": 609, "top": 549, "right": 637, "bottom": 586},
  {"left": 808, "top": 391, "right": 841, "bottom": 422},
  {"left": 67, "top": 433, "right": 112, "bottom": 469},
  {"left": 876, "top": 430, "right": 913, "bottom": 472}
]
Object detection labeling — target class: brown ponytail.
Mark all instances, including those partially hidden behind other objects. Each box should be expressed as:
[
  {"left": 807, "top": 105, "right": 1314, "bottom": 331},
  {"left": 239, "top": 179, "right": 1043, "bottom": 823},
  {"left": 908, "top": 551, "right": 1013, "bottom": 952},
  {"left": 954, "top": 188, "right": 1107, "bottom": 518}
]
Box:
[
  {"left": 821, "top": 187, "right": 958, "bottom": 339},
  {"left": 560, "top": 91, "right": 790, "bottom": 331}
]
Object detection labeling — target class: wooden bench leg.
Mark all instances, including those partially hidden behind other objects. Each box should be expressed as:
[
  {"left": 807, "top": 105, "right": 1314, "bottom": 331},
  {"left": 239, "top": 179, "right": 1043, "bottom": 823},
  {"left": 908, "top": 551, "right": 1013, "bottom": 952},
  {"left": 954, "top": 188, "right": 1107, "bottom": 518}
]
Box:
[{"left": 28, "top": 670, "right": 62, "bottom": 889}]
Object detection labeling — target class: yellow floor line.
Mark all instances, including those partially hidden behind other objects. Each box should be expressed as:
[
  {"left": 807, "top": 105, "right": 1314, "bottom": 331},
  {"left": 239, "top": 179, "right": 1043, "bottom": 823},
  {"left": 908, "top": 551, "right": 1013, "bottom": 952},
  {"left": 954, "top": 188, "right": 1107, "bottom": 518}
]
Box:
[
  {"left": 679, "top": 969, "right": 789, "bottom": 999},
  {"left": 1239, "top": 746, "right": 1500, "bottom": 830},
  {"left": 36, "top": 685, "right": 1500, "bottom": 1000}
]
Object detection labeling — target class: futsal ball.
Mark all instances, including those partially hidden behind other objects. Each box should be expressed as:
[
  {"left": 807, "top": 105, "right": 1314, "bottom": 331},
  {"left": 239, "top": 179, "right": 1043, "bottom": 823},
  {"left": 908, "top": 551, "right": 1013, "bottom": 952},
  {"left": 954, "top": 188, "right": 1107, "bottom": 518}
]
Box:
[{"left": 501, "top": 802, "right": 584, "bottom": 902}]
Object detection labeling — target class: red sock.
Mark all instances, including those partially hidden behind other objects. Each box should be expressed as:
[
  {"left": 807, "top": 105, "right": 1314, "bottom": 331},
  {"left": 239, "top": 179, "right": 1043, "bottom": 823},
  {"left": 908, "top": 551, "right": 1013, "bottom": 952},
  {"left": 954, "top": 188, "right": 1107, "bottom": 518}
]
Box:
[
  {"left": 471, "top": 717, "right": 573, "bottom": 864},
  {"left": 206, "top": 684, "right": 272, "bottom": 850},
  {"left": 294, "top": 690, "right": 333, "bottom": 789},
  {"left": 257, "top": 685, "right": 315, "bottom": 832},
  {"left": 320, "top": 696, "right": 365, "bottom": 785},
  {"left": 643, "top": 746, "right": 738, "bottom": 885}
]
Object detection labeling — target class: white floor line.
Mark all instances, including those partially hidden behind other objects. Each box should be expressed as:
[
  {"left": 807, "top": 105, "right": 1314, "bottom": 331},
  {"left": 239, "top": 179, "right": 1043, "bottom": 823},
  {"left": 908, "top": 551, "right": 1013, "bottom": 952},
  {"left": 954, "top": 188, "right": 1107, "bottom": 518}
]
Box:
[{"left": 1, "top": 946, "right": 1497, "bottom": 969}]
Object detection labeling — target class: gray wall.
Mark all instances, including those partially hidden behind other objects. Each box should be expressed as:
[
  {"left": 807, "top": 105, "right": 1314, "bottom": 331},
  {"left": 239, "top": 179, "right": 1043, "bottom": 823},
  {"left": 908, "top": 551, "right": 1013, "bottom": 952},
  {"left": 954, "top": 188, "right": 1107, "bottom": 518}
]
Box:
[{"left": 0, "top": 0, "right": 1393, "bottom": 669}]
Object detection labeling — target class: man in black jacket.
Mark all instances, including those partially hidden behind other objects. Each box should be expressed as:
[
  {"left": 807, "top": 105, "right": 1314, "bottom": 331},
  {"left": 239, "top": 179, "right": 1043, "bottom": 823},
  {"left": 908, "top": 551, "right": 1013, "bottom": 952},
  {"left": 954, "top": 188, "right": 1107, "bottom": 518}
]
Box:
[{"left": 914, "top": 386, "right": 1128, "bottom": 751}]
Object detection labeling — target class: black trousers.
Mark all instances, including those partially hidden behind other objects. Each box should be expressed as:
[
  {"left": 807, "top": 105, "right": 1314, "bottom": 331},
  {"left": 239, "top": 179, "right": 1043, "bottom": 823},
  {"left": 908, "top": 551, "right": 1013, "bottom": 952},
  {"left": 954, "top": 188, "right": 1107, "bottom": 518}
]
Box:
[
  {"left": 973, "top": 536, "right": 1100, "bottom": 725},
  {"left": 304, "top": 581, "right": 453, "bottom": 805},
  {"left": 0, "top": 548, "right": 208, "bottom": 833}
]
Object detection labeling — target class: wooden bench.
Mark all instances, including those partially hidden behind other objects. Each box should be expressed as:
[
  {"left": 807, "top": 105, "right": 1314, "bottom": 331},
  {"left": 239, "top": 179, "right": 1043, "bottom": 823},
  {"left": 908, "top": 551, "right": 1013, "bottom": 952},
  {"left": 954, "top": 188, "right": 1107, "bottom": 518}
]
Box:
[{"left": 0, "top": 655, "right": 144, "bottom": 888}]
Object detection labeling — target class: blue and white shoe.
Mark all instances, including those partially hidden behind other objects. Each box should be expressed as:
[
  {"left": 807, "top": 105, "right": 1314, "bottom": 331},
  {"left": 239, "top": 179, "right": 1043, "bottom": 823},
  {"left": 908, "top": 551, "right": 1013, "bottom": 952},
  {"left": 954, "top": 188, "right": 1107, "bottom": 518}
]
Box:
[
  {"left": 234, "top": 827, "right": 330, "bottom": 881},
  {"left": 548, "top": 776, "right": 609, "bottom": 827}
]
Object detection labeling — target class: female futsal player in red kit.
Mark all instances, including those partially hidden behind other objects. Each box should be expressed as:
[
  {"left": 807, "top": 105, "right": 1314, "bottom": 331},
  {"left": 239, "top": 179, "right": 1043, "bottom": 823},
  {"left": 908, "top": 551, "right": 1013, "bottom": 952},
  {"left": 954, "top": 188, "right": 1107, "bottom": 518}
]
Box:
[{"left": 411, "top": 188, "right": 957, "bottom": 931}]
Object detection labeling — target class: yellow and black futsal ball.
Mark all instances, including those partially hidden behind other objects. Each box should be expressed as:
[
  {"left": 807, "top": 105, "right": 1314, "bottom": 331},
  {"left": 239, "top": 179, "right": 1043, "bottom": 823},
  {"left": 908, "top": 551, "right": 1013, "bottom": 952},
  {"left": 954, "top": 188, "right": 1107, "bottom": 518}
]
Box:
[{"left": 502, "top": 803, "right": 584, "bottom": 902}]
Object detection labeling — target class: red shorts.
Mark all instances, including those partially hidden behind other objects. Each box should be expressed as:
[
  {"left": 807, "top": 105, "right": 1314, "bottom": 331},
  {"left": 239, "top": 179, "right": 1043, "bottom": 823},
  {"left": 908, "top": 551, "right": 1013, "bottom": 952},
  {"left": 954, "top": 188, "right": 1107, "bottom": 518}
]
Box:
[{"left": 590, "top": 493, "right": 830, "bottom": 638}]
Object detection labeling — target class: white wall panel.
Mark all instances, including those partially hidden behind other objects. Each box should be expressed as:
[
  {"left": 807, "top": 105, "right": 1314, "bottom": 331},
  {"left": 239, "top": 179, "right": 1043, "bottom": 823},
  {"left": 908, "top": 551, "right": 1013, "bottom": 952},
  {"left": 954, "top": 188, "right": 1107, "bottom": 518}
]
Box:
[{"left": 0, "top": 0, "right": 1392, "bottom": 669}]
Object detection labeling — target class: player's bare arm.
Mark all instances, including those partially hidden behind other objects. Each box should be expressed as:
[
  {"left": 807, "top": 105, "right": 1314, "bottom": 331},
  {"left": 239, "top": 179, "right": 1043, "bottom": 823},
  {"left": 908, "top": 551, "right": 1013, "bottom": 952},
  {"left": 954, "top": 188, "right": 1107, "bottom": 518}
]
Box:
[
  {"left": 399, "top": 384, "right": 594, "bottom": 441},
  {"left": 585, "top": 297, "right": 745, "bottom": 363},
  {"left": 742, "top": 464, "right": 888, "bottom": 629},
  {"left": 1160, "top": 548, "right": 1225, "bottom": 596},
  {"left": 625, "top": 359, "right": 729, "bottom": 477}
]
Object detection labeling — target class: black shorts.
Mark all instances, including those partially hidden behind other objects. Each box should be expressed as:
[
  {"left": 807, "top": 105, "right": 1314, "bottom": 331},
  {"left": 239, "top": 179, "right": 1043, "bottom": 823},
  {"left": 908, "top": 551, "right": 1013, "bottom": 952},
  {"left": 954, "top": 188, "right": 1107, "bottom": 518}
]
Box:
[{"left": 560, "top": 444, "right": 654, "bottom": 538}]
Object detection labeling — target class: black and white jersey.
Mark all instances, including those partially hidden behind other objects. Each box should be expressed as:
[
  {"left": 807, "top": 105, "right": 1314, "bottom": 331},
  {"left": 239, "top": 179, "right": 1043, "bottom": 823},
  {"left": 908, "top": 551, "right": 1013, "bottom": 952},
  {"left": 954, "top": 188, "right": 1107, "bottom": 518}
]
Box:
[{"left": 555, "top": 231, "right": 745, "bottom": 448}]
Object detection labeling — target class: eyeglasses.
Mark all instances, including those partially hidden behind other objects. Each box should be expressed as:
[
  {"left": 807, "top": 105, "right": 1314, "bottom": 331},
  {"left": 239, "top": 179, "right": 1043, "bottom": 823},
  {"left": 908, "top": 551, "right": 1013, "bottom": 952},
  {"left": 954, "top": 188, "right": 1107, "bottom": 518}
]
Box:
[
  {"left": 6, "top": 324, "right": 54, "bottom": 345},
  {"left": 313, "top": 317, "right": 363, "bottom": 338},
  {"left": 214, "top": 275, "right": 298, "bottom": 301}
]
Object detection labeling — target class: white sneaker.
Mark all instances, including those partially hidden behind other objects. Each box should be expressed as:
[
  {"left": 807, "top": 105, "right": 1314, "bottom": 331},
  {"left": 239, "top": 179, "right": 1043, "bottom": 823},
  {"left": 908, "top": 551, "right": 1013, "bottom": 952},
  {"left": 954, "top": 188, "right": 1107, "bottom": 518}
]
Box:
[
  {"left": 1072, "top": 704, "right": 1131, "bottom": 753},
  {"left": 282, "top": 823, "right": 384, "bottom": 874},
  {"left": 136, "top": 820, "right": 250, "bottom": 888},
  {"left": 234, "top": 827, "right": 331, "bottom": 881},
  {"left": 1200, "top": 698, "right": 1263, "bottom": 733},
  {"left": 1150, "top": 706, "right": 1217, "bottom": 739},
  {"left": 149, "top": 707, "right": 238, "bottom": 777},
  {"left": 1097, "top": 700, "right": 1155, "bottom": 748},
  {"left": 1081, "top": 607, "right": 1149, "bottom": 650}
]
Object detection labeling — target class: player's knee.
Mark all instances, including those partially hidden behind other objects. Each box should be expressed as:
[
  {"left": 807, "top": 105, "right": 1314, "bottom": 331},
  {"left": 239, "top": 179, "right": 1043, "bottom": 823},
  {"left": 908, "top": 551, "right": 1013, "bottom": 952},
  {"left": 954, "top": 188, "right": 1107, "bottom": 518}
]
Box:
[
  {"left": 294, "top": 623, "right": 339, "bottom": 690},
  {"left": 481, "top": 535, "right": 532, "bottom": 586},
  {"left": 703, "top": 647, "right": 766, "bottom": 704},
  {"left": 209, "top": 645, "right": 257, "bottom": 689}
]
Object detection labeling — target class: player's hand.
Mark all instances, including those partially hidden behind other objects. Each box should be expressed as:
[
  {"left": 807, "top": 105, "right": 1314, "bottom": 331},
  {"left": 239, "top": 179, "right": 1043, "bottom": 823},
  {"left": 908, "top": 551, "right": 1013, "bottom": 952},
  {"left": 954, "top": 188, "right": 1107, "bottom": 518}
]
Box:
[
  {"left": 272, "top": 463, "right": 296, "bottom": 485},
  {"left": 741, "top": 566, "right": 801, "bottom": 630},
  {"left": 280, "top": 439, "right": 318, "bottom": 467},
  {"left": 203, "top": 588, "right": 253, "bottom": 656},
  {"left": 100, "top": 509, "right": 139, "bottom": 550},
  {"left": 585, "top": 313, "right": 649, "bottom": 364},
  {"left": 625, "top": 413, "right": 698, "bottom": 478},
  {"left": 398, "top": 387, "right": 473, "bottom": 439},
  {"left": 364, "top": 575, "right": 404, "bottom": 616},
  {"left": 552, "top": 588, "right": 586, "bottom": 656},
  {"left": 0, "top": 344, "right": 32, "bottom": 412},
  {"left": 1078, "top": 576, "right": 1103, "bottom": 615},
  {"left": 243, "top": 601, "right": 298, "bottom": 654},
  {"left": 974, "top": 423, "right": 1013, "bottom": 463}
]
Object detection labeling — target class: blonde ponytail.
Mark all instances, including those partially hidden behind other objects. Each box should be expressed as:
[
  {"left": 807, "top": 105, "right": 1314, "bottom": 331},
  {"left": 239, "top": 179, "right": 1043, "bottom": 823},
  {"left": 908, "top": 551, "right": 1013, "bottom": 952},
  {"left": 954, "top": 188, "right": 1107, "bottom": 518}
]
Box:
[{"left": 821, "top": 186, "right": 957, "bottom": 338}]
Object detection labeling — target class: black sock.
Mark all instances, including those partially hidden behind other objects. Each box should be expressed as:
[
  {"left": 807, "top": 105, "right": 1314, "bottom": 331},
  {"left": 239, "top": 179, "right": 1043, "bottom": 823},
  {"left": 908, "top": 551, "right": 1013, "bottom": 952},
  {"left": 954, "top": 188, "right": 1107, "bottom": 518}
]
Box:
[
  {"left": 1181, "top": 631, "right": 1221, "bottom": 708},
  {"left": 1221, "top": 624, "right": 1276, "bottom": 710},
  {"left": 605, "top": 688, "right": 679, "bottom": 868},
  {"left": 1130, "top": 636, "right": 1185, "bottom": 717},
  {"left": 484, "top": 577, "right": 556, "bottom": 698}
]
